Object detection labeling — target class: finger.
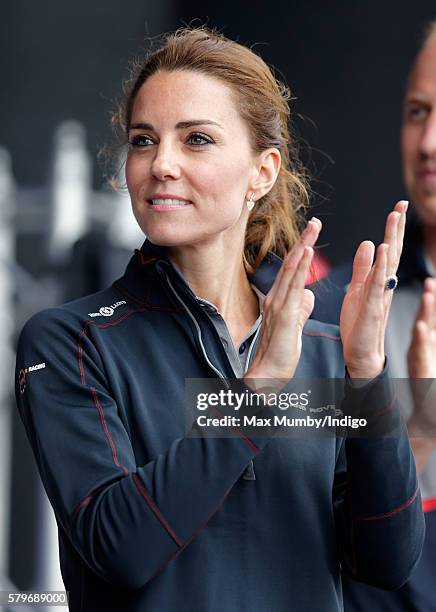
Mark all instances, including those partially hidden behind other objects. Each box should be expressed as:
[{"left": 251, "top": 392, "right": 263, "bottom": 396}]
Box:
[
  {"left": 412, "top": 320, "right": 430, "bottom": 376},
  {"left": 423, "top": 277, "right": 436, "bottom": 294},
  {"left": 284, "top": 246, "right": 314, "bottom": 313},
  {"left": 393, "top": 200, "right": 409, "bottom": 210},
  {"left": 414, "top": 278, "right": 436, "bottom": 330},
  {"left": 417, "top": 286, "right": 435, "bottom": 328},
  {"left": 271, "top": 220, "right": 321, "bottom": 306},
  {"left": 424, "top": 278, "right": 436, "bottom": 330},
  {"left": 350, "top": 240, "right": 375, "bottom": 287},
  {"left": 394, "top": 200, "right": 408, "bottom": 263},
  {"left": 300, "top": 287, "right": 315, "bottom": 324},
  {"left": 367, "top": 242, "right": 388, "bottom": 306},
  {"left": 383, "top": 211, "right": 400, "bottom": 275},
  {"left": 268, "top": 217, "right": 320, "bottom": 300},
  {"left": 415, "top": 320, "right": 428, "bottom": 347}
]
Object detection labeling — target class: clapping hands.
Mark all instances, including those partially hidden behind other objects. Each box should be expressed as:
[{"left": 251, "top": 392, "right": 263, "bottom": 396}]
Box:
[{"left": 245, "top": 201, "right": 408, "bottom": 387}]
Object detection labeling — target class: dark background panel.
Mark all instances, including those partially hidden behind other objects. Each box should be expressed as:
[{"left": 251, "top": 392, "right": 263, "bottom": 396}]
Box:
[
  {"left": 0, "top": 0, "right": 177, "bottom": 187},
  {"left": 1, "top": 0, "right": 435, "bottom": 265},
  {"left": 179, "top": 0, "right": 435, "bottom": 263}
]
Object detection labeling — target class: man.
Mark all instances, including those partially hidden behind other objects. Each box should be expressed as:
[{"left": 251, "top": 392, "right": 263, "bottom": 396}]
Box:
[{"left": 312, "top": 22, "right": 436, "bottom": 612}]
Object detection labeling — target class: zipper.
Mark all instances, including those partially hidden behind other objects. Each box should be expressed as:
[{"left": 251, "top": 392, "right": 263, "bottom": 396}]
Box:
[
  {"left": 164, "top": 269, "right": 258, "bottom": 481},
  {"left": 164, "top": 272, "right": 230, "bottom": 387},
  {"left": 245, "top": 316, "right": 262, "bottom": 373}
]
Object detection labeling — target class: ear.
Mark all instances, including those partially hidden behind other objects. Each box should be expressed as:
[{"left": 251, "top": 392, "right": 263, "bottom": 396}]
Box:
[{"left": 249, "top": 148, "right": 281, "bottom": 199}]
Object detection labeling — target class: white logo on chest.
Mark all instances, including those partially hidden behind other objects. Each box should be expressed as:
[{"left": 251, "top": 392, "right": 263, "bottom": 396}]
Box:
[{"left": 88, "top": 301, "right": 126, "bottom": 318}]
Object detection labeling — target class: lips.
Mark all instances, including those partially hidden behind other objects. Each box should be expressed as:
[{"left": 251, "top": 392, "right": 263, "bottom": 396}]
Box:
[
  {"left": 146, "top": 197, "right": 194, "bottom": 211},
  {"left": 417, "top": 168, "right": 436, "bottom": 191},
  {"left": 149, "top": 198, "right": 193, "bottom": 206}
]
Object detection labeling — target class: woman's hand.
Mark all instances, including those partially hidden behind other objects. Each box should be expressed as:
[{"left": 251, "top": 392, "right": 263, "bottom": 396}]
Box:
[
  {"left": 340, "top": 200, "right": 408, "bottom": 380},
  {"left": 244, "top": 217, "right": 321, "bottom": 385}
]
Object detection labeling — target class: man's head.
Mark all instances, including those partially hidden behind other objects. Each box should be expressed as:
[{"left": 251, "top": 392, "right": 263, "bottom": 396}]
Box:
[{"left": 402, "top": 22, "right": 436, "bottom": 227}]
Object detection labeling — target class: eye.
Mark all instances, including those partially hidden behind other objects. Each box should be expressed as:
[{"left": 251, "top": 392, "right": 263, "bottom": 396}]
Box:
[
  {"left": 187, "top": 132, "right": 214, "bottom": 146},
  {"left": 405, "top": 105, "right": 429, "bottom": 123},
  {"left": 128, "top": 134, "right": 155, "bottom": 148}
]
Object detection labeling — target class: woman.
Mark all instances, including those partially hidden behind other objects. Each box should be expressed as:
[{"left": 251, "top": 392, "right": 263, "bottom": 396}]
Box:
[{"left": 16, "top": 27, "right": 424, "bottom": 611}]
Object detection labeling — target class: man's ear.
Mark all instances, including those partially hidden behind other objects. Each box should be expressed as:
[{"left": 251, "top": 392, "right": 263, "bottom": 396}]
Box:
[{"left": 250, "top": 148, "right": 281, "bottom": 199}]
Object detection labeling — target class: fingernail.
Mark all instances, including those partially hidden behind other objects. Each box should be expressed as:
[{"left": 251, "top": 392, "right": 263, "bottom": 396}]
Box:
[
  {"left": 402, "top": 200, "right": 409, "bottom": 212},
  {"left": 310, "top": 216, "right": 321, "bottom": 225}
]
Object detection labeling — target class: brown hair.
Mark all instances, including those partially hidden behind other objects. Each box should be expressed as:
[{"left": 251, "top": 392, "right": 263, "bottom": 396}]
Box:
[{"left": 111, "top": 26, "right": 310, "bottom": 273}]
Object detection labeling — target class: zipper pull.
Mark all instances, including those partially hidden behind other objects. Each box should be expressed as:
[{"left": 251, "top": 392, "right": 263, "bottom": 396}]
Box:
[{"left": 242, "top": 459, "right": 256, "bottom": 481}]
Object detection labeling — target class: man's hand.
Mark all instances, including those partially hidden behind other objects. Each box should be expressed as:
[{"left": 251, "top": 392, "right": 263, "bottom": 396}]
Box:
[
  {"left": 408, "top": 277, "right": 436, "bottom": 378},
  {"left": 407, "top": 277, "right": 436, "bottom": 472}
]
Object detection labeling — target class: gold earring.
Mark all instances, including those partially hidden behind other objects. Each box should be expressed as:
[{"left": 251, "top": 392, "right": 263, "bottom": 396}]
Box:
[{"left": 246, "top": 193, "right": 255, "bottom": 211}]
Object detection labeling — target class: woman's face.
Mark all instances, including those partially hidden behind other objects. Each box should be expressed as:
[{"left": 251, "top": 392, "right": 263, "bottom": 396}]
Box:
[{"left": 125, "top": 69, "right": 259, "bottom": 249}]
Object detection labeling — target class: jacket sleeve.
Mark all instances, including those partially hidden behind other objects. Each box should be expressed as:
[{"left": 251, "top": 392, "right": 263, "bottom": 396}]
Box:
[
  {"left": 333, "top": 364, "right": 425, "bottom": 590},
  {"left": 15, "top": 308, "right": 269, "bottom": 590}
]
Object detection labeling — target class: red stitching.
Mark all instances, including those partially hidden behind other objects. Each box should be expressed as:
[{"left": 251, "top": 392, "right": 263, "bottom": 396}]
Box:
[
  {"left": 91, "top": 387, "right": 129, "bottom": 476},
  {"left": 77, "top": 327, "right": 88, "bottom": 385},
  {"left": 303, "top": 331, "right": 341, "bottom": 341},
  {"left": 147, "top": 484, "right": 234, "bottom": 583},
  {"left": 70, "top": 494, "right": 93, "bottom": 526},
  {"left": 211, "top": 405, "right": 260, "bottom": 454},
  {"left": 69, "top": 481, "right": 112, "bottom": 529},
  {"left": 76, "top": 303, "right": 180, "bottom": 385},
  {"left": 112, "top": 281, "right": 183, "bottom": 312},
  {"left": 372, "top": 394, "right": 396, "bottom": 418},
  {"left": 177, "top": 484, "right": 233, "bottom": 552},
  {"left": 76, "top": 306, "right": 166, "bottom": 492},
  {"left": 95, "top": 309, "right": 137, "bottom": 329},
  {"left": 354, "top": 486, "right": 420, "bottom": 521},
  {"left": 132, "top": 473, "right": 182, "bottom": 547},
  {"left": 135, "top": 250, "right": 157, "bottom": 266},
  {"left": 76, "top": 308, "right": 147, "bottom": 386}
]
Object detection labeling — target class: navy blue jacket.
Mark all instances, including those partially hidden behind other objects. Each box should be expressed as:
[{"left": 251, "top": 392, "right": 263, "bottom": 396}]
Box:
[{"left": 15, "top": 240, "right": 424, "bottom": 611}]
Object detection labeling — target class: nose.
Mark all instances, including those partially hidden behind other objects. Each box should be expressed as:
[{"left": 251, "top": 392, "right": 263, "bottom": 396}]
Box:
[
  {"left": 150, "top": 141, "right": 182, "bottom": 181},
  {"left": 419, "top": 110, "right": 436, "bottom": 158}
]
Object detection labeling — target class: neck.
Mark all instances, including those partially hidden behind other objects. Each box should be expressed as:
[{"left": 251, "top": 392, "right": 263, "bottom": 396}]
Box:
[
  {"left": 167, "top": 235, "right": 260, "bottom": 327},
  {"left": 422, "top": 224, "right": 436, "bottom": 271}
]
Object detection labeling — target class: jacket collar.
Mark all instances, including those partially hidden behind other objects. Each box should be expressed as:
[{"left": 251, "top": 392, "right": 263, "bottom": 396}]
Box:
[{"left": 113, "top": 239, "right": 283, "bottom": 309}]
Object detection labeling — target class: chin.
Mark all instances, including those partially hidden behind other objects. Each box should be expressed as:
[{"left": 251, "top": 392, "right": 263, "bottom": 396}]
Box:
[
  {"left": 143, "top": 225, "right": 202, "bottom": 248},
  {"left": 412, "top": 194, "right": 436, "bottom": 227}
]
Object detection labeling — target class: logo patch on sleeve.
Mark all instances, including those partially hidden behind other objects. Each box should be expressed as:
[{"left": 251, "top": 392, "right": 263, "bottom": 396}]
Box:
[{"left": 19, "top": 362, "right": 46, "bottom": 394}]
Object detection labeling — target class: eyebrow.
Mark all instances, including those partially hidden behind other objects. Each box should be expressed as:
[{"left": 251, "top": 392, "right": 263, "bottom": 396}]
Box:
[
  {"left": 404, "top": 93, "right": 430, "bottom": 104},
  {"left": 128, "top": 119, "right": 224, "bottom": 131}
]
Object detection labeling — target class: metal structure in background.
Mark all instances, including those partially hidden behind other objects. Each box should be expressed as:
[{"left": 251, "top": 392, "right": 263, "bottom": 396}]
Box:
[
  {"left": 0, "top": 147, "right": 14, "bottom": 607},
  {"left": 3, "top": 120, "right": 143, "bottom": 611},
  {"left": 49, "top": 122, "right": 91, "bottom": 263}
]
